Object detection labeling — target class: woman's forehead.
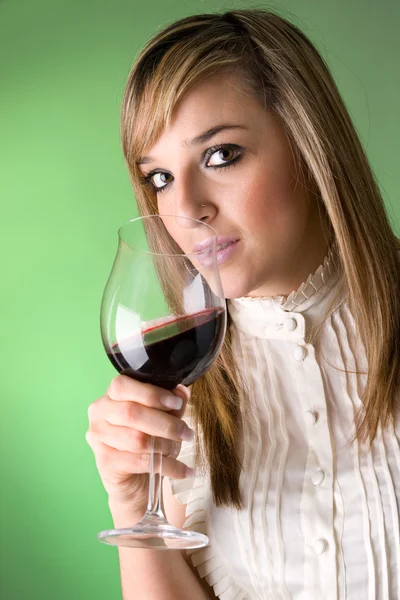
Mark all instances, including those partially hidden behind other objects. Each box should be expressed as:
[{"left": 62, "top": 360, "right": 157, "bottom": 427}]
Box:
[{"left": 136, "top": 72, "right": 261, "bottom": 160}]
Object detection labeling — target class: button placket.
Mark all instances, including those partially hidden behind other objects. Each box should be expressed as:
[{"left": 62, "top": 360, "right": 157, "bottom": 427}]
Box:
[{"left": 291, "top": 341, "right": 336, "bottom": 592}]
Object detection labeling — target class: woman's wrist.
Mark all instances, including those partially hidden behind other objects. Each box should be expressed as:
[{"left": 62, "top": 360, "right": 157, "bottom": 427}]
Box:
[{"left": 108, "top": 499, "right": 146, "bottom": 528}]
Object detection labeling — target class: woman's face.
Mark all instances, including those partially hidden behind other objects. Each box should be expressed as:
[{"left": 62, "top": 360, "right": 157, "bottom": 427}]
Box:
[{"left": 138, "top": 71, "right": 328, "bottom": 299}]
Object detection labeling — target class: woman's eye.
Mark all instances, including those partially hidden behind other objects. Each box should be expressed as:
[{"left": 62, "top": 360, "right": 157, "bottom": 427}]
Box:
[
  {"left": 151, "top": 172, "right": 173, "bottom": 188},
  {"left": 143, "top": 145, "right": 241, "bottom": 193},
  {"left": 207, "top": 147, "right": 238, "bottom": 167}
]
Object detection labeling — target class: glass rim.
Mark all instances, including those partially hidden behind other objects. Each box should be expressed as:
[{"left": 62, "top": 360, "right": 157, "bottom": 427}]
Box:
[{"left": 117, "top": 214, "right": 218, "bottom": 258}]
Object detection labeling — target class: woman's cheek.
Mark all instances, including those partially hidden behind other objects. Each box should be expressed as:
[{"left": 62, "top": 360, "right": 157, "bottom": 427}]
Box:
[
  {"left": 254, "top": 159, "right": 309, "bottom": 212},
  {"left": 242, "top": 175, "right": 289, "bottom": 227}
]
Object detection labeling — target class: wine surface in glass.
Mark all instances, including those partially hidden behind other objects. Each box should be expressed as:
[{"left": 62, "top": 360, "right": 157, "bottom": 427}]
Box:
[{"left": 105, "top": 307, "right": 225, "bottom": 390}]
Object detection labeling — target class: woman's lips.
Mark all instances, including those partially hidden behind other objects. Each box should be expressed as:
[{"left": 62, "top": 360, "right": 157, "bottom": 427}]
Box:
[
  {"left": 194, "top": 239, "right": 240, "bottom": 268},
  {"left": 192, "top": 235, "right": 239, "bottom": 253},
  {"left": 216, "top": 239, "right": 240, "bottom": 265}
]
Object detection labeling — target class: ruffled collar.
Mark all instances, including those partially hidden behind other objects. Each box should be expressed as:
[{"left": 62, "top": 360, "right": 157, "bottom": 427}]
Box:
[
  {"left": 276, "top": 244, "right": 337, "bottom": 312},
  {"left": 228, "top": 245, "right": 344, "bottom": 338}
]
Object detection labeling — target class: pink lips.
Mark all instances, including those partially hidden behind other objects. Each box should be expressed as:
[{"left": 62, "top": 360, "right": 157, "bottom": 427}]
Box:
[
  {"left": 193, "top": 237, "right": 240, "bottom": 267},
  {"left": 216, "top": 239, "right": 240, "bottom": 265},
  {"left": 192, "top": 236, "right": 239, "bottom": 253}
]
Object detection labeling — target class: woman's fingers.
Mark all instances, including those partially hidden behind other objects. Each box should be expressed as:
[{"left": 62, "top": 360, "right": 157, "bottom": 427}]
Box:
[
  {"left": 86, "top": 437, "right": 192, "bottom": 480},
  {"left": 107, "top": 375, "right": 190, "bottom": 416},
  {"left": 88, "top": 420, "right": 182, "bottom": 458},
  {"left": 86, "top": 378, "right": 194, "bottom": 511},
  {"left": 91, "top": 396, "right": 194, "bottom": 443}
]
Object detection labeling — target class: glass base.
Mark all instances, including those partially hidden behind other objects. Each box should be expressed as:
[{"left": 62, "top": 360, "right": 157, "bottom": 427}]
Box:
[{"left": 98, "top": 515, "right": 209, "bottom": 550}]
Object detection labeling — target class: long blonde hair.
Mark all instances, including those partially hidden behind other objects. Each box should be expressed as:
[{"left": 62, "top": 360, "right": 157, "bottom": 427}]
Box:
[{"left": 120, "top": 9, "right": 400, "bottom": 508}]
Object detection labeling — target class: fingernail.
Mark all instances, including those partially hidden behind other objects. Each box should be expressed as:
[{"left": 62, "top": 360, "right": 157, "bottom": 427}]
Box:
[
  {"left": 160, "top": 394, "right": 183, "bottom": 410},
  {"left": 180, "top": 426, "right": 194, "bottom": 442}
]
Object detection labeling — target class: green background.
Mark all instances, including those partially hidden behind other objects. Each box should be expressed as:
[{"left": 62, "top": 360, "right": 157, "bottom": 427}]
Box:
[{"left": 0, "top": 0, "right": 398, "bottom": 598}]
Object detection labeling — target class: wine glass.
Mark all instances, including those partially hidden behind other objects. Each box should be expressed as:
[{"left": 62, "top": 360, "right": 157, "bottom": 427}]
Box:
[{"left": 98, "top": 214, "right": 226, "bottom": 549}]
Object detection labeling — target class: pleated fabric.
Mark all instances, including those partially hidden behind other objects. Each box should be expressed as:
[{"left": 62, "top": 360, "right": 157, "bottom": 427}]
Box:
[{"left": 169, "top": 251, "right": 400, "bottom": 600}]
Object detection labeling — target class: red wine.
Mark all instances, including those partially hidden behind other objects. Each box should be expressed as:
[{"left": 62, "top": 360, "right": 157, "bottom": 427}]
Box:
[{"left": 105, "top": 307, "right": 225, "bottom": 390}]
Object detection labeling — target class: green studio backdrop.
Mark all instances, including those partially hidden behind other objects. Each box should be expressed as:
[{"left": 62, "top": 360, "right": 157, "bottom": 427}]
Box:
[{"left": 0, "top": 0, "right": 398, "bottom": 598}]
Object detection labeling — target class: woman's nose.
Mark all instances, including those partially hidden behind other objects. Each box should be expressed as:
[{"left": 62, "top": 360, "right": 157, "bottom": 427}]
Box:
[{"left": 173, "top": 174, "right": 216, "bottom": 224}]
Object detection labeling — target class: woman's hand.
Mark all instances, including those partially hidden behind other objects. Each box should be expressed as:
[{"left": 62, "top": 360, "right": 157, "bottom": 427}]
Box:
[{"left": 86, "top": 375, "right": 193, "bottom": 516}]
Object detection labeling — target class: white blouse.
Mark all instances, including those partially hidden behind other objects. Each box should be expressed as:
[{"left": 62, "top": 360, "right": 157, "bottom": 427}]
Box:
[{"left": 169, "top": 251, "right": 400, "bottom": 600}]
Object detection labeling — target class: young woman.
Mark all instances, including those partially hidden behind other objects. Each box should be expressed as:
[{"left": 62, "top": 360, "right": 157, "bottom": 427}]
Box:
[{"left": 86, "top": 9, "right": 400, "bottom": 600}]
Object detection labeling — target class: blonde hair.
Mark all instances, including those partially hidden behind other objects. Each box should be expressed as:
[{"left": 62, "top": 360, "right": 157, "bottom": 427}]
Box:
[{"left": 120, "top": 9, "right": 400, "bottom": 508}]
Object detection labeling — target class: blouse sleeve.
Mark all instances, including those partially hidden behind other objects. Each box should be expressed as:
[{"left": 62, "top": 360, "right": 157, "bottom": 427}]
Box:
[{"left": 167, "top": 406, "right": 250, "bottom": 600}]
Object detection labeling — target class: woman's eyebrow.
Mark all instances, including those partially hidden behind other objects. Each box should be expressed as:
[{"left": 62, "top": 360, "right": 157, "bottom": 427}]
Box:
[{"left": 137, "top": 124, "right": 247, "bottom": 165}]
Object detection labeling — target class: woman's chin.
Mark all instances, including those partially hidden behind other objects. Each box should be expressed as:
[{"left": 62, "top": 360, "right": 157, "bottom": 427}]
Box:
[{"left": 221, "top": 277, "right": 254, "bottom": 300}]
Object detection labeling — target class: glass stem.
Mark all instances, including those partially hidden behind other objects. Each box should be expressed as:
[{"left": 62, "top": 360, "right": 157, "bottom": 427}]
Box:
[{"left": 145, "top": 436, "right": 165, "bottom": 520}]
